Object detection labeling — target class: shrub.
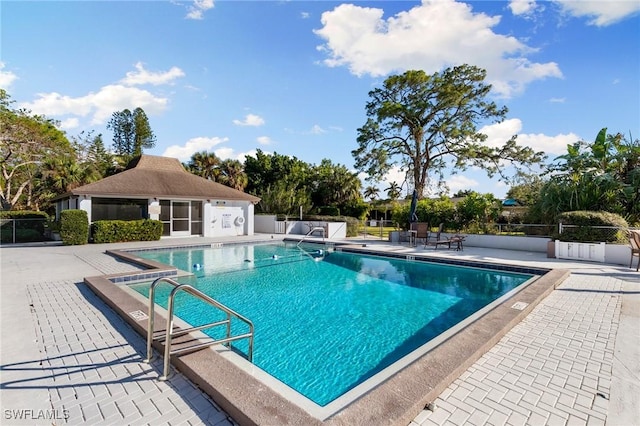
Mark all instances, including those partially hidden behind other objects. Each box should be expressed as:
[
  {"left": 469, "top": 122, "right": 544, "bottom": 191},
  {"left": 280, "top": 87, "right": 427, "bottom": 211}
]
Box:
[
  {"left": 317, "top": 206, "right": 340, "bottom": 216},
  {"left": 60, "top": 210, "right": 89, "bottom": 245},
  {"left": 92, "top": 219, "right": 162, "bottom": 243},
  {"left": 390, "top": 197, "right": 456, "bottom": 230},
  {"left": 557, "top": 211, "right": 628, "bottom": 243},
  {"left": 0, "top": 210, "right": 49, "bottom": 219}
]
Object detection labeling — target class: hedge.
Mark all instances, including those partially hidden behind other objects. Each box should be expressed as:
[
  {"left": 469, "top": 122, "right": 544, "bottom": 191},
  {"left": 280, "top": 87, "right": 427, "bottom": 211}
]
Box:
[
  {"left": 92, "top": 219, "right": 163, "bottom": 243},
  {"left": 60, "top": 210, "right": 89, "bottom": 245},
  {"left": 557, "top": 211, "right": 628, "bottom": 243},
  {"left": 0, "top": 210, "right": 49, "bottom": 219}
]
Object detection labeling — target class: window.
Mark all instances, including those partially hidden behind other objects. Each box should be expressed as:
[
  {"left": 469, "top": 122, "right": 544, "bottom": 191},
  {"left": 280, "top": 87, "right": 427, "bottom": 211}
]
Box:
[{"left": 92, "top": 198, "right": 148, "bottom": 222}]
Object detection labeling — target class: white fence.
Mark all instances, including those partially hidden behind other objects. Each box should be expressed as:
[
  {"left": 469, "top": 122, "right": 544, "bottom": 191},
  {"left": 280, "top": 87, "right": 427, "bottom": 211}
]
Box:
[{"left": 254, "top": 215, "right": 347, "bottom": 239}]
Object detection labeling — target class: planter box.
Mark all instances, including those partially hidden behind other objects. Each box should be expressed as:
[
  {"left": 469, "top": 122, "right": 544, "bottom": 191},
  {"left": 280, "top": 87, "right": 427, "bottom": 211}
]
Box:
[
  {"left": 555, "top": 240, "right": 605, "bottom": 263},
  {"left": 547, "top": 240, "right": 555, "bottom": 258}
]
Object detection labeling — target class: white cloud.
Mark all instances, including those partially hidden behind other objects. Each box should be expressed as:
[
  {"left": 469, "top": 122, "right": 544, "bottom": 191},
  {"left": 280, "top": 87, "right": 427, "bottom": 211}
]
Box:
[
  {"left": 480, "top": 118, "right": 579, "bottom": 156},
  {"left": 59, "top": 117, "right": 80, "bottom": 130},
  {"left": 257, "top": 136, "right": 272, "bottom": 145},
  {"left": 509, "top": 0, "right": 537, "bottom": 16},
  {"left": 186, "top": 0, "right": 214, "bottom": 20},
  {"left": 314, "top": 0, "right": 562, "bottom": 98},
  {"left": 162, "top": 136, "right": 228, "bottom": 161},
  {"left": 213, "top": 147, "right": 235, "bottom": 160},
  {"left": 309, "top": 124, "right": 326, "bottom": 135},
  {"left": 233, "top": 113, "right": 265, "bottom": 126},
  {"left": 379, "top": 165, "right": 409, "bottom": 195},
  {"left": 212, "top": 147, "right": 257, "bottom": 163},
  {"left": 301, "top": 12, "right": 310, "bottom": 19},
  {"left": 120, "top": 62, "right": 185, "bottom": 86},
  {"left": 549, "top": 97, "right": 566, "bottom": 103},
  {"left": 445, "top": 175, "right": 479, "bottom": 195},
  {"left": 20, "top": 84, "right": 168, "bottom": 125},
  {"left": 516, "top": 132, "right": 579, "bottom": 156},
  {"left": 0, "top": 62, "right": 18, "bottom": 89},
  {"left": 18, "top": 63, "right": 184, "bottom": 125},
  {"left": 554, "top": 0, "right": 640, "bottom": 26}
]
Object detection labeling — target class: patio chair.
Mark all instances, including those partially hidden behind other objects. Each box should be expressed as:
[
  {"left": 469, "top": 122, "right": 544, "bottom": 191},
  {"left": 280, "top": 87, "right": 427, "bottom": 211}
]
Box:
[
  {"left": 425, "top": 223, "right": 456, "bottom": 250},
  {"left": 629, "top": 230, "right": 640, "bottom": 271},
  {"left": 411, "top": 222, "right": 430, "bottom": 246}
]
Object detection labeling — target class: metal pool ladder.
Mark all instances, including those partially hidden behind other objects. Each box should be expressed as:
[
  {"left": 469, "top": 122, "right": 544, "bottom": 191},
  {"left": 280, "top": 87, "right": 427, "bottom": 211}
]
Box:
[
  {"left": 297, "top": 225, "right": 326, "bottom": 246},
  {"left": 144, "top": 277, "right": 254, "bottom": 380}
]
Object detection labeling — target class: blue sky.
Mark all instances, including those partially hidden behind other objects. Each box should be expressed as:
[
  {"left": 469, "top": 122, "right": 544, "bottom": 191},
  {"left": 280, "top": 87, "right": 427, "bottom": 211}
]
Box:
[{"left": 2, "top": 0, "right": 639, "bottom": 199}]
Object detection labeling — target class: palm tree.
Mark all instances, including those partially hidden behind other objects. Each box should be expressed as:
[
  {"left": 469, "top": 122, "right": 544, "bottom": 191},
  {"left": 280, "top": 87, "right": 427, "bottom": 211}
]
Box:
[
  {"left": 218, "top": 159, "right": 248, "bottom": 191},
  {"left": 386, "top": 182, "right": 402, "bottom": 201},
  {"left": 363, "top": 185, "right": 379, "bottom": 201},
  {"left": 188, "top": 151, "right": 220, "bottom": 181}
]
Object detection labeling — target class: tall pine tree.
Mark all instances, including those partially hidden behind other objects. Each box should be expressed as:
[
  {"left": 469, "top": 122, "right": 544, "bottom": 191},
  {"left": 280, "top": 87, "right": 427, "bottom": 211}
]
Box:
[{"left": 107, "top": 107, "right": 156, "bottom": 165}]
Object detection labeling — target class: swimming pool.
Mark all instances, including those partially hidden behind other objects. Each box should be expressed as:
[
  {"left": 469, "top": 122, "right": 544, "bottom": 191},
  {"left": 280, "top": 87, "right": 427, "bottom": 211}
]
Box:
[{"left": 129, "top": 242, "right": 534, "bottom": 407}]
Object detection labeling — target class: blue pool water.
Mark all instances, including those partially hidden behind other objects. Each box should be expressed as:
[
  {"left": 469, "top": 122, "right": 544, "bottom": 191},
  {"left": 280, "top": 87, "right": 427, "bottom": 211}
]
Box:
[{"left": 130, "top": 242, "right": 532, "bottom": 406}]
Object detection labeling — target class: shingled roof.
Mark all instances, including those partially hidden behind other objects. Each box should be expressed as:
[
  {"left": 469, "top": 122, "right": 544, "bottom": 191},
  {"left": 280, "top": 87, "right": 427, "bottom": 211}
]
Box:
[{"left": 65, "top": 155, "right": 260, "bottom": 202}]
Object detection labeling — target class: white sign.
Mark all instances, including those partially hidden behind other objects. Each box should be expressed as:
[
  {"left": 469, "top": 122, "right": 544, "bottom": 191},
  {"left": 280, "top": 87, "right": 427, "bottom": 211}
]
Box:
[
  {"left": 511, "top": 302, "right": 528, "bottom": 311},
  {"left": 222, "top": 213, "right": 232, "bottom": 229},
  {"left": 129, "top": 310, "right": 149, "bottom": 321}
]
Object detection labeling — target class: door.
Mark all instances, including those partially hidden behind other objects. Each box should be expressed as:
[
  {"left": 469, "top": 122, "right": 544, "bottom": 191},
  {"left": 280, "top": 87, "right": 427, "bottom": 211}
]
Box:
[
  {"left": 159, "top": 200, "right": 203, "bottom": 237},
  {"left": 171, "top": 201, "right": 190, "bottom": 237}
]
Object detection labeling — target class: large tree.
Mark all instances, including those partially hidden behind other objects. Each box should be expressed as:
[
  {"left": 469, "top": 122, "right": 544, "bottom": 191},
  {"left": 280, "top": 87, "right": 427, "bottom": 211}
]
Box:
[
  {"left": 72, "top": 130, "right": 115, "bottom": 180},
  {"left": 310, "top": 159, "right": 362, "bottom": 210},
  {"left": 353, "top": 66, "right": 545, "bottom": 197},
  {"left": 244, "top": 150, "right": 311, "bottom": 197},
  {"left": 107, "top": 107, "right": 156, "bottom": 164},
  {"left": 0, "top": 90, "right": 73, "bottom": 210},
  {"left": 218, "top": 159, "right": 248, "bottom": 191}
]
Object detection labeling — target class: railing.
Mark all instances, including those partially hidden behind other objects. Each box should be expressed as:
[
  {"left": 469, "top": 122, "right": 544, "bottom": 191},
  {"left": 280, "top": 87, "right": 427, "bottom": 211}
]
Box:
[
  {"left": 144, "top": 277, "right": 254, "bottom": 380},
  {"left": 297, "top": 226, "right": 326, "bottom": 246},
  {"left": 558, "top": 224, "right": 629, "bottom": 243},
  {"left": 1, "top": 218, "right": 48, "bottom": 244},
  {"left": 360, "top": 219, "right": 395, "bottom": 240}
]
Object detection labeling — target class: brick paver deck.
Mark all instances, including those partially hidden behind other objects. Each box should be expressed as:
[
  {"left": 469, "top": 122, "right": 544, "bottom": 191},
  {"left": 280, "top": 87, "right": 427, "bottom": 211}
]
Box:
[
  {"left": 410, "top": 274, "right": 623, "bottom": 426},
  {"left": 2, "top": 241, "right": 637, "bottom": 425},
  {"left": 1, "top": 245, "right": 236, "bottom": 425},
  {"left": 21, "top": 279, "right": 234, "bottom": 425}
]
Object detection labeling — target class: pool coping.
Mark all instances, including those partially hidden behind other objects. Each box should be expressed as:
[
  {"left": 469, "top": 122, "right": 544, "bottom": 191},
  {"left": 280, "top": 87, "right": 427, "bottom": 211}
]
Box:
[{"left": 85, "top": 242, "right": 570, "bottom": 426}]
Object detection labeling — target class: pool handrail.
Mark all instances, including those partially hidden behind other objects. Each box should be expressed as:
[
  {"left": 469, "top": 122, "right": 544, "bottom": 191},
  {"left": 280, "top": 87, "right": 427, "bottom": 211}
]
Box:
[
  {"left": 144, "top": 277, "right": 254, "bottom": 380},
  {"left": 297, "top": 225, "right": 326, "bottom": 246}
]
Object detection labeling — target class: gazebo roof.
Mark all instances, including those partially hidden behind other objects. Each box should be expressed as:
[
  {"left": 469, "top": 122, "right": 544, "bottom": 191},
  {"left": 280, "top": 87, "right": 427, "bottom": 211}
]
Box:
[{"left": 61, "top": 155, "right": 260, "bottom": 202}]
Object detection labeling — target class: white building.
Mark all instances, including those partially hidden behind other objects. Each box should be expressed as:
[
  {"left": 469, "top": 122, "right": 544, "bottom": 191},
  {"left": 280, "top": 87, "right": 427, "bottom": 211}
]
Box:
[{"left": 53, "top": 155, "right": 260, "bottom": 238}]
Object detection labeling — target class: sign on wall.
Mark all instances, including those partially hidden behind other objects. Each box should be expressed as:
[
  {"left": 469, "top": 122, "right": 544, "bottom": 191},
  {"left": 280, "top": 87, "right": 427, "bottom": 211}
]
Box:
[{"left": 222, "top": 213, "right": 232, "bottom": 229}]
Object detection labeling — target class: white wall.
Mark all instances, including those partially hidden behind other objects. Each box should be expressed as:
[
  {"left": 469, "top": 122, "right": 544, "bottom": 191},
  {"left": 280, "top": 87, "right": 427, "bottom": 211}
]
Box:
[
  {"left": 254, "top": 215, "right": 278, "bottom": 233},
  {"left": 204, "top": 201, "right": 253, "bottom": 237},
  {"left": 253, "top": 217, "right": 347, "bottom": 239},
  {"left": 460, "top": 234, "right": 549, "bottom": 252},
  {"left": 448, "top": 234, "right": 631, "bottom": 266}
]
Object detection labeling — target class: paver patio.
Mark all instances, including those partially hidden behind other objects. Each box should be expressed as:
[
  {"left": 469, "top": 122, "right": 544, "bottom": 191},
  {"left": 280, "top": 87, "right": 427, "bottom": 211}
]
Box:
[{"left": 1, "top": 238, "right": 638, "bottom": 425}]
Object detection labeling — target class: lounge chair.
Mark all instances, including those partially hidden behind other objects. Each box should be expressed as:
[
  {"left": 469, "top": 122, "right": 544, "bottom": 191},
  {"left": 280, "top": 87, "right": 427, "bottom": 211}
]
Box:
[
  {"left": 424, "top": 223, "right": 465, "bottom": 250},
  {"left": 629, "top": 230, "right": 640, "bottom": 271}
]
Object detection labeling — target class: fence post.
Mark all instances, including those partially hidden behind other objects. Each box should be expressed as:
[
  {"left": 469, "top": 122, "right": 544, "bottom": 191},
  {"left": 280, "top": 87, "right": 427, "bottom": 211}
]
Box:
[{"left": 12, "top": 219, "right": 16, "bottom": 244}]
